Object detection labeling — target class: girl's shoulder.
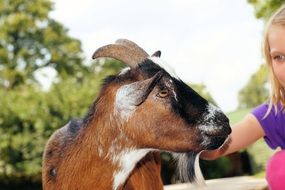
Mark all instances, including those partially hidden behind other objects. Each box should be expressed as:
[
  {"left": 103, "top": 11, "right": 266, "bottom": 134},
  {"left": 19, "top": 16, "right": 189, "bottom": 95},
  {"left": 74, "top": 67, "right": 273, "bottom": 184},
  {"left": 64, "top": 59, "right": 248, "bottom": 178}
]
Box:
[
  {"left": 252, "top": 102, "right": 284, "bottom": 120},
  {"left": 252, "top": 102, "right": 285, "bottom": 149}
]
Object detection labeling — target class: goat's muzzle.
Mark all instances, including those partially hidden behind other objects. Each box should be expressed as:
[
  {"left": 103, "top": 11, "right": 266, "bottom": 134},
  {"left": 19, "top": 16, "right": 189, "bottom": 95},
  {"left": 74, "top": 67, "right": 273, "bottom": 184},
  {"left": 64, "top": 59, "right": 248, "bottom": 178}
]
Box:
[{"left": 198, "top": 104, "right": 232, "bottom": 151}]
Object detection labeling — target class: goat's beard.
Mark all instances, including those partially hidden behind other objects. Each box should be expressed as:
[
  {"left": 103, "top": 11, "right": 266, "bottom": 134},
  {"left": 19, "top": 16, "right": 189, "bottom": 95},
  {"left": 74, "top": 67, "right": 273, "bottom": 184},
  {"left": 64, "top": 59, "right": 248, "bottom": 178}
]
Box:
[{"left": 173, "top": 152, "right": 205, "bottom": 186}]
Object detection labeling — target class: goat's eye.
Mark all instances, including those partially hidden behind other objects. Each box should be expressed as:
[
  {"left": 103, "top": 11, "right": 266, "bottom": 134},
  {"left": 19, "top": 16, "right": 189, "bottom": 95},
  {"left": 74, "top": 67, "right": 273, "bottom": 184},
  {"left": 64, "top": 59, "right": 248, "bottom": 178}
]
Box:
[{"left": 157, "top": 90, "right": 169, "bottom": 98}]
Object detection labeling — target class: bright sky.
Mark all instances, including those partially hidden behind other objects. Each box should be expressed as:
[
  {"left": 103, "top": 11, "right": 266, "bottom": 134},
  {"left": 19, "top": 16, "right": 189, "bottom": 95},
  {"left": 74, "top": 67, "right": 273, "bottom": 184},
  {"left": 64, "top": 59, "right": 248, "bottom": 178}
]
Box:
[{"left": 50, "top": 0, "right": 264, "bottom": 112}]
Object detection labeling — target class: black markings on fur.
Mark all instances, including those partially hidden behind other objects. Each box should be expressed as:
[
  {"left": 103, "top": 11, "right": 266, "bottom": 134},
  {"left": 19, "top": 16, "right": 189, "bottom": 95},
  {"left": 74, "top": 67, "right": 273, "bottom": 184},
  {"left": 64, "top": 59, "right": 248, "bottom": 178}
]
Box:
[
  {"left": 82, "top": 58, "right": 209, "bottom": 131},
  {"left": 102, "top": 75, "right": 117, "bottom": 87},
  {"left": 68, "top": 119, "right": 83, "bottom": 135},
  {"left": 139, "top": 59, "right": 165, "bottom": 78},
  {"left": 47, "top": 149, "right": 53, "bottom": 157},
  {"left": 49, "top": 167, "right": 57, "bottom": 179},
  {"left": 138, "top": 59, "right": 209, "bottom": 126},
  {"left": 172, "top": 78, "right": 208, "bottom": 125},
  {"left": 83, "top": 102, "right": 97, "bottom": 126}
]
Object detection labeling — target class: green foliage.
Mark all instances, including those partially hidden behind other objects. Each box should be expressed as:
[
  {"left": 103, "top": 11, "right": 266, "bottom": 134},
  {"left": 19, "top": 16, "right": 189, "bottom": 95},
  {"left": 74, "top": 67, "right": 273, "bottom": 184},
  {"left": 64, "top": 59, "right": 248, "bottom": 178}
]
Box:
[
  {"left": 200, "top": 157, "right": 232, "bottom": 179},
  {"left": 0, "top": 58, "right": 123, "bottom": 181},
  {"left": 246, "top": 139, "right": 274, "bottom": 175},
  {"left": 0, "top": 1, "right": 89, "bottom": 183},
  {"left": 238, "top": 64, "right": 269, "bottom": 109},
  {"left": 0, "top": 85, "right": 45, "bottom": 178},
  {"left": 248, "top": 0, "right": 285, "bottom": 20},
  {"left": 0, "top": 0, "right": 85, "bottom": 89}
]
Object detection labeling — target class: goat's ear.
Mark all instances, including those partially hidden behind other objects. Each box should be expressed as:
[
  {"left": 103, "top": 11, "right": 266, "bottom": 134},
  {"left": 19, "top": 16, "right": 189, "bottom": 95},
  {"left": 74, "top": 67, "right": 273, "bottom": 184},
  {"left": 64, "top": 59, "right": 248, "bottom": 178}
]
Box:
[
  {"left": 151, "top": 50, "right": 161, "bottom": 57},
  {"left": 116, "top": 71, "right": 163, "bottom": 107}
]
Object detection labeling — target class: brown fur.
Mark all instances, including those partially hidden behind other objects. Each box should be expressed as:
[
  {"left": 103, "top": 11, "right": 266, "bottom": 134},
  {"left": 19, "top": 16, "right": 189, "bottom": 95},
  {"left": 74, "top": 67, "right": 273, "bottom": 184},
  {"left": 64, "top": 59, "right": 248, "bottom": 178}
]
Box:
[
  {"left": 42, "top": 124, "right": 120, "bottom": 189},
  {"left": 123, "top": 153, "right": 163, "bottom": 190},
  {"left": 43, "top": 86, "right": 122, "bottom": 189},
  {"left": 43, "top": 84, "right": 165, "bottom": 190}
]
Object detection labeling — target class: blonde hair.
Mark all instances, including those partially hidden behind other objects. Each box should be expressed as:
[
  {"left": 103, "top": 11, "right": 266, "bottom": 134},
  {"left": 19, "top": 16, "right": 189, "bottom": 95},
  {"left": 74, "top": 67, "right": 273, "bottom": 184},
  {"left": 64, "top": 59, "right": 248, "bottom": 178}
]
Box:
[{"left": 263, "top": 4, "right": 285, "bottom": 116}]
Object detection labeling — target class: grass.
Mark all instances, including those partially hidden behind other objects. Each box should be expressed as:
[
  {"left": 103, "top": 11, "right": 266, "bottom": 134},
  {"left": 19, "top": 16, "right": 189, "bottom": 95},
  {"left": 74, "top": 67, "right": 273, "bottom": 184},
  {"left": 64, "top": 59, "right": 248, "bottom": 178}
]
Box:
[{"left": 226, "top": 108, "right": 251, "bottom": 125}]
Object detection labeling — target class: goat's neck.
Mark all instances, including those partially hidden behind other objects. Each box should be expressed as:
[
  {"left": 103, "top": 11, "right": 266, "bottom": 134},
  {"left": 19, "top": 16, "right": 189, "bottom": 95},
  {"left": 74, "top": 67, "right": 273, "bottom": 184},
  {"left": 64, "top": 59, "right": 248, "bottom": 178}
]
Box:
[
  {"left": 59, "top": 117, "right": 150, "bottom": 190},
  {"left": 92, "top": 119, "right": 152, "bottom": 190}
]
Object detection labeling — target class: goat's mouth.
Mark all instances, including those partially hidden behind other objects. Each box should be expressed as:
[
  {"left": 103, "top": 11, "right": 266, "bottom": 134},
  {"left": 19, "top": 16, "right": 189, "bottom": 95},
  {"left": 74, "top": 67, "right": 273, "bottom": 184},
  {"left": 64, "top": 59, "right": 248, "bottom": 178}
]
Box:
[
  {"left": 198, "top": 122, "right": 232, "bottom": 151},
  {"left": 203, "top": 135, "right": 229, "bottom": 150},
  {"left": 199, "top": 127, "right": 231, "bottom": 151}
]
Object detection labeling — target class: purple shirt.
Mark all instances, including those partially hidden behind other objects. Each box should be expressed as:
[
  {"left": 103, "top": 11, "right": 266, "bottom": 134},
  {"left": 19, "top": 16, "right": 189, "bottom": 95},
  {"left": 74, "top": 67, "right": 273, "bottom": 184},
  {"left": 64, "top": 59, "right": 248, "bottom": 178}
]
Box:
[{"left": 252, "top": 103, "right": 285, "bottom": 150}]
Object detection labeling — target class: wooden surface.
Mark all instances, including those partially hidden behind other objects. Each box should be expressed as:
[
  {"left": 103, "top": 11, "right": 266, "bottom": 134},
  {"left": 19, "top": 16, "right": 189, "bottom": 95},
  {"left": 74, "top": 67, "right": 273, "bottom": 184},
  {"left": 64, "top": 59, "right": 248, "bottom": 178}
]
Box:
[{"left": 164, "top": 176, "right": 268, "bottom": 190}]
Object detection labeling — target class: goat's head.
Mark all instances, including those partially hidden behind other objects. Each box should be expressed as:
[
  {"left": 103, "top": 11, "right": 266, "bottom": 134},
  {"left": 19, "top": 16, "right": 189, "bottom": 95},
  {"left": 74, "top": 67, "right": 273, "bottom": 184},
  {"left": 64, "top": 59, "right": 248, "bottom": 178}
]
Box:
[{"left": 92, "top": 39, "right": 231, "bottom": 184}]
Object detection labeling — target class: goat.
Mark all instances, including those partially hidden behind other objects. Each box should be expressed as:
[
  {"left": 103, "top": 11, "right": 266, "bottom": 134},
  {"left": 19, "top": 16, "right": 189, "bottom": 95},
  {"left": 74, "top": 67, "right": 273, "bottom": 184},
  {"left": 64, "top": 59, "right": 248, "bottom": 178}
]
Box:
[{"left": 42, "top": 39, "right": 231, "bottom": 190}]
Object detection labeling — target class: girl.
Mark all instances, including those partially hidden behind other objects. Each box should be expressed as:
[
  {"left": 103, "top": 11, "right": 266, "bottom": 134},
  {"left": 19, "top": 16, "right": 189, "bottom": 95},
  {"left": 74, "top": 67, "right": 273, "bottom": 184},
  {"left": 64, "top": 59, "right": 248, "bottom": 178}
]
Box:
[{"left": 201, "top": 4, "right": 285, "bottom": 190}]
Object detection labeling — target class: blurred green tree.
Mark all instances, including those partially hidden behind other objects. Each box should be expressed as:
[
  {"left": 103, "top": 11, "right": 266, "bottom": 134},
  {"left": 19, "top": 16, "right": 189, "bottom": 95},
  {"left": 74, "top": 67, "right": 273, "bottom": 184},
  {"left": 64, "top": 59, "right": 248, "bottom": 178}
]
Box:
[
  {"left": 0, "top": 0, "right": 85, "bottom": 89},
  {"left": 248, "top": 0, "right": 285, "bottom": 20},
  {"left": 238, "top": 64, "right": 269, "bottom": 108},
  {"left": 0, "top": 0, "right": 95, "bottom": 185},
  {"left": 0, "top": 58, "right": 123, "bottom": 183}
]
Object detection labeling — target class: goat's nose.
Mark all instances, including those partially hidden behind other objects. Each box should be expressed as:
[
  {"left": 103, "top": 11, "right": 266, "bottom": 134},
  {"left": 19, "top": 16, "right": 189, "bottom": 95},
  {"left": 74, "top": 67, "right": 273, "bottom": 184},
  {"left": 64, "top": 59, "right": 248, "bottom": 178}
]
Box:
[
  {"left": 216, "top": 114, "right": 231, "bottom": 135},
  {"left": 220, "top": 114, "right": 231, "bottom": 135},
  {"left": 221, "top": 115, "right": 230, "bottom": 124},
  {"left": 214, "top": 111, "right": 229, "bottom": 124},
  {"left": 223, "top": 122, "right": 232, "bottom": 135},
  {"left": 203, "top": 114, "right": 232, "bottom": 137}
]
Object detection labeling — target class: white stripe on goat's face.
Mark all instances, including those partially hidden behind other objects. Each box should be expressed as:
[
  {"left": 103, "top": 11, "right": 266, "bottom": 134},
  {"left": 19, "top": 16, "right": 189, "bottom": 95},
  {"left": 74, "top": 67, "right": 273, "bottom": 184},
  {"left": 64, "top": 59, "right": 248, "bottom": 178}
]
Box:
[
  {"left": 165, "top": 79, "right": 178, "bottom": 101},
  {"left": 113, "top": 149, "right": 152, "bottom": 190},
  {"left": 119, "top": 67, "right": 131, "bottom": 76},
  {"left": 149, "top": 57, "right": 179, "bottom": 79}
]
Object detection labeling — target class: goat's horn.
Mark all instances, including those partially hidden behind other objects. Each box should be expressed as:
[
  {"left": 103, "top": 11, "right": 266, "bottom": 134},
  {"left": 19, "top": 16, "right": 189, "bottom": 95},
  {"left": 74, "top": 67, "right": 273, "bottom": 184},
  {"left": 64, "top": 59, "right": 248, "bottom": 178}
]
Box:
[
  {"left": 92, "top": 40, "right": 149, "bottom": 68},
  {"left": 115, "top": 39, "right": 149, "bottom": 56}
]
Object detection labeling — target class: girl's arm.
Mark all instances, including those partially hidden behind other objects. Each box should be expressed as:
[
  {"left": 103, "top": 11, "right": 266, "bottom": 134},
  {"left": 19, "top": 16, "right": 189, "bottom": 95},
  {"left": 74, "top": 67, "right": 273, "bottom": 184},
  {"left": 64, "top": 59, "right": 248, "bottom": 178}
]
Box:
[{"left": 200, "top": 113, "right": 265, "bottom": 160}]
